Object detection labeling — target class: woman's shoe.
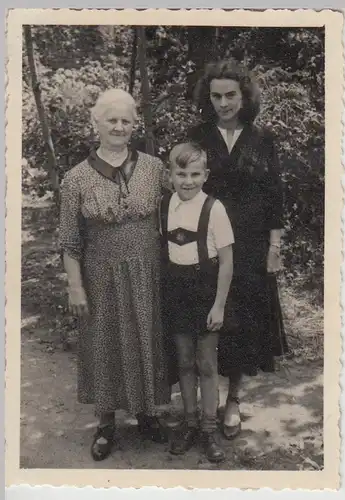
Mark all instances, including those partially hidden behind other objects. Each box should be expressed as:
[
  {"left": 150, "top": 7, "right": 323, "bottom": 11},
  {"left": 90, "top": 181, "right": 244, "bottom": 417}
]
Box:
[
  {"left": 200, "top": 431, "right": 226, "bottom": 463},
  {"left": 222, "top": 396, "right": 241, "bottom": 440},
  {"left": 137, "top": 414, "right": 168, "bottom": 444},
  {"left": 90, "top": 424, "right": 115, "bottom": 461},
  {"left": 169, "top": 423, "right": 199, "bottom": 455}
]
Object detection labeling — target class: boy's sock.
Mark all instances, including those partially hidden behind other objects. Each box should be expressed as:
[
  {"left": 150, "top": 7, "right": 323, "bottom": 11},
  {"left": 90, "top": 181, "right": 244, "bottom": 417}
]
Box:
[
  {"left": 200, "top": 415, "right": 217, "bottom": 433},
  {"left": 185, "top": 411, "right": 199, "bottom": 429}
]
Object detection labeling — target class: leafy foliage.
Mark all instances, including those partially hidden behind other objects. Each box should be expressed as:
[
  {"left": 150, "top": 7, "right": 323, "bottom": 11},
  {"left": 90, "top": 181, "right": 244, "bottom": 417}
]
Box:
[{"left": 22, "top": 26, "right": 324, "bottom": 287}]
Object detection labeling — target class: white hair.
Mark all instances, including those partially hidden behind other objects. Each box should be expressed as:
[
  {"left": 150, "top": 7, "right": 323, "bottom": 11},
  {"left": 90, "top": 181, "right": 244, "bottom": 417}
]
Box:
[{"left": 91, "top": 88, "right": 138, "bottom": 123}]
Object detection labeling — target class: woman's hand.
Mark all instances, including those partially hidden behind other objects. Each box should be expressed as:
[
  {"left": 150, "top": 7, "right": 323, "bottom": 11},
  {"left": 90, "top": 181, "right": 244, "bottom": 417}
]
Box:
[
  {"left": 68, "top": 286, "right": 89, "bottom": 317},
  {"left": 267, "top": 245, "right": 281, "bottom": 274},
  {"left": 207, "top": 304, "right": 225, "bottom": 332}
]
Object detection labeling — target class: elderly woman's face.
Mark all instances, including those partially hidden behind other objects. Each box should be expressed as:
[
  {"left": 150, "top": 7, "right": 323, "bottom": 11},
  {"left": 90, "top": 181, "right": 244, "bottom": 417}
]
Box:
[
  {"left": 210, "top": 79, "right": 243, "bottom": 123},
  {"left": 96, "top": 103, "right": 135, "bottom": 149}
]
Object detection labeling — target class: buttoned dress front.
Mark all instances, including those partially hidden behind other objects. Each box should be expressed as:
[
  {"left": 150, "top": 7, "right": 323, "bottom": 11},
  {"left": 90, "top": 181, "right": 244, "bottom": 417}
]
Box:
[{"left": 59, "top": 150, "right": 171, "bottom": 416}]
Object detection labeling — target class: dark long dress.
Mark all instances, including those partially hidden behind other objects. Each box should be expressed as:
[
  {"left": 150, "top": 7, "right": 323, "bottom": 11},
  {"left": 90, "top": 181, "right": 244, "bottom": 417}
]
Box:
[{"left": 188, "top": 122, "right": 289, "bottom": 376}]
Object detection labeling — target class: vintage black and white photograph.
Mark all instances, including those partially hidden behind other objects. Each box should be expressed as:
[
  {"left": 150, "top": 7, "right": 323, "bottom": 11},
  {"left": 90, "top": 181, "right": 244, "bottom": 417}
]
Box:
[{"left": 5, "top": 7, "right": 342, "bottom": 490}]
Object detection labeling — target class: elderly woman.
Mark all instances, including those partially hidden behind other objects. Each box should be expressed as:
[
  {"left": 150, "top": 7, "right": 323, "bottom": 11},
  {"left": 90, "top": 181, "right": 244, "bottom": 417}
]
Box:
[
  {"left": 59, "top": 88, "right": 170, "bottom": 462},
  {"left": 187, "top": 60, "right": 289, "bottom": 439}
]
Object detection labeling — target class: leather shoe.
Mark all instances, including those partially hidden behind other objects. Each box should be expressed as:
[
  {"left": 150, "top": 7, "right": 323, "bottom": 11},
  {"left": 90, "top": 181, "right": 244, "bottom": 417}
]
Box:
[
  {"left": 90, "top": 425, "right": 115, "bottom": 462},
  {"left": 169, "top": 424, "right": 199, "bottom": 455},
  {"left": 201, "top": 431, "right": 226, "bottom": 463}
]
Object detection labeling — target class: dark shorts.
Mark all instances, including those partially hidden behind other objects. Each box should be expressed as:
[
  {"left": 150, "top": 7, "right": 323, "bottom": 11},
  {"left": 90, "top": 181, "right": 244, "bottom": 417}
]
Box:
[{"left": 162, "top": 258, "right": 219, "bottom": 338}]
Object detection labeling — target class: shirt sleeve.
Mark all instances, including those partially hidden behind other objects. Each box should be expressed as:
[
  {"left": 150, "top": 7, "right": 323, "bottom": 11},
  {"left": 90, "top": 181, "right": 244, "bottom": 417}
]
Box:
[
  {"left": 59, "top": 169, "right": 84, "bottom": 261},
  {"left": 209, "top": 200, "right": 235, "bottom": 250}
]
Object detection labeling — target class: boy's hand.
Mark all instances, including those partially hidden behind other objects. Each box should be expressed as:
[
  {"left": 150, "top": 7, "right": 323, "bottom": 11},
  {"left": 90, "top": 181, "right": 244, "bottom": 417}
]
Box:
[
  {"left": 207, "top": 304, "right": 224, "bottom": 332},
  {"left": 68, "top": 286, "right": 89, "bottom": 317}
]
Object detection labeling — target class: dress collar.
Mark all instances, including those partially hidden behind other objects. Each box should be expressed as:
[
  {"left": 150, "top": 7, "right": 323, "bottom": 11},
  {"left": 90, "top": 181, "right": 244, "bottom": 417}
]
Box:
[
  {"left": 217, "top": 126, "right": 244, "bottom": 154},
  {"left": 87, "top": 148, "right": 139, "bottom": 184}
]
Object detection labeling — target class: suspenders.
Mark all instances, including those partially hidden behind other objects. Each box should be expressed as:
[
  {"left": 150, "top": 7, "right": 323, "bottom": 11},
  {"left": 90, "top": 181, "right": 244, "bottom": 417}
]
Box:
[
  {"left": 196, "top": 195, "right": 216, "bottom": 262},
  {"left": 160, "top": 192, "right": 216, "bottom": 264}
]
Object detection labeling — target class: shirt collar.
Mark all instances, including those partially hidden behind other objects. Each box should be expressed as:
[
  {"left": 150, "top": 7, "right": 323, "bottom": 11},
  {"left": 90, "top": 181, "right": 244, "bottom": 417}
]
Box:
[{"left": 173, "top": 190, "right": 206, "bottom": 210}]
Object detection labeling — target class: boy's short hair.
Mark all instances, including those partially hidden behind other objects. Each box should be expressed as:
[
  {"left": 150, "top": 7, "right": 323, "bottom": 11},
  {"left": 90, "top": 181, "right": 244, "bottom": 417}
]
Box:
[{"left": 169, "top": 142, "right": 207, "bottom": 170}]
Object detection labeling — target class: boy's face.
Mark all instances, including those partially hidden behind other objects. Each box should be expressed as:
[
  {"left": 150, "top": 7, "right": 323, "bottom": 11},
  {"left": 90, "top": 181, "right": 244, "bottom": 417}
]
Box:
[{"left": 169, "top": 160, "right": 209, "bottom": 201}]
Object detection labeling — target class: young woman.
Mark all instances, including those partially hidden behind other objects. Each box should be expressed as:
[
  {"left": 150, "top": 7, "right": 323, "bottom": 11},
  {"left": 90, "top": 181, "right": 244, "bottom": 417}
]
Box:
[{"left": 187, "top": 60, "right": 289, "bottom": 439}]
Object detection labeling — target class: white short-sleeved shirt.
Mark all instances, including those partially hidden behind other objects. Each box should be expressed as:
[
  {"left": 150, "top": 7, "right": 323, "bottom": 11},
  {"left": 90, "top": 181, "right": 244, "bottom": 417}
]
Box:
[{"left": 165, "top": 191, "right": 234, "bottom": 265}]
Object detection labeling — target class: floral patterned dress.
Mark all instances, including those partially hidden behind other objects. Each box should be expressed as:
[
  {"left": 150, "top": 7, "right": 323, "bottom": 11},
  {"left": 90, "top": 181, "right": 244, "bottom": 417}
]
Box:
[{"left": 59, "top": 149, "right": 171, "bottom": 416}]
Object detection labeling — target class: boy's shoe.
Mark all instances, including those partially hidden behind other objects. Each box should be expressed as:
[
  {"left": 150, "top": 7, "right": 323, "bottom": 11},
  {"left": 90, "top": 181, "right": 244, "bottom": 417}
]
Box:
[
  {"left": 201, "top": 431, "right": 226, "bottom": 463},
  {"left": 169, "top": 423, "right": 199, "bottom": 455}
]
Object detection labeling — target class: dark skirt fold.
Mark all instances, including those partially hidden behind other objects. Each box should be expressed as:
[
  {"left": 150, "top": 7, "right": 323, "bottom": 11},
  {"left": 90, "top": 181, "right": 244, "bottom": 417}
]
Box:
[
  {"left": 164, "top": 270, "right": 289, "bottom": 385},
  {"left": 218, "top": 272, "right": 289, "bottom": 377}
]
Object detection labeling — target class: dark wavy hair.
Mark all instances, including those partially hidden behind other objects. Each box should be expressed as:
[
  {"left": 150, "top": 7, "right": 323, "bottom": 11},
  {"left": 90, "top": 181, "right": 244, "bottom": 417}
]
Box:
[{"left": 193, "top": 59, "right": 261, "bottom": 125}]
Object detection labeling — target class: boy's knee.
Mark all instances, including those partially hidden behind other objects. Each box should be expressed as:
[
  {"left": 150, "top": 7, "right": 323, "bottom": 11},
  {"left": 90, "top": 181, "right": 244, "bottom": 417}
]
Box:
[
  {"left": 175, "top": 335, "right": 195, "bottom": 374},
  {"left": 178, "top": 356, "right": 195, "bottom": 375},
  {"left": 177, "top": 348, "right": 195, "bottom": 374},
  {"left": 196, "top": 356, "right": 217, "bottom": 378}
]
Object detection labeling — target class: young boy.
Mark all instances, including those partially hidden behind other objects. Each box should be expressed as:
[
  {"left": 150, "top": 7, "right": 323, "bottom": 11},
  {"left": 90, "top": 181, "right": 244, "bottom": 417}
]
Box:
[{"left": 160, "top": 142, "right": 234, "bottom": 463}]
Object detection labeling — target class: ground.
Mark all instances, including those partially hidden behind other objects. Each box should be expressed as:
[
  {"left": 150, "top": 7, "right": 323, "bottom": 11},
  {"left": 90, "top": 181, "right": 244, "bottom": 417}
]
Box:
[{"left": 20, "top": 198, "right": 324, "bottom": 471}]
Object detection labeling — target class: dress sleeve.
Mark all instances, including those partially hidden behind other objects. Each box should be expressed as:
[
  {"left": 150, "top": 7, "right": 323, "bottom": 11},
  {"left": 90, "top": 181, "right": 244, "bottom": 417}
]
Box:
[
  {"left": 59, "top": 170, "right": 84, "bottom": 261},
  {"left": 156, "top": 158, "right": 173, "bottom": 194},
  {"left": 264, "top": 137, "right": 284, "bottom": 230}
]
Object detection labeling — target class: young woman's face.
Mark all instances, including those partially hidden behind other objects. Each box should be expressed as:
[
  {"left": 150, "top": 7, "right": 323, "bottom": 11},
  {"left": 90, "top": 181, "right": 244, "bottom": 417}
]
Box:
[
  {"left": 209, "top": 79, "right": 243, "bottom": 124},
  {"left": 96, "top": 103, "right": 135, "bottom": 150}
]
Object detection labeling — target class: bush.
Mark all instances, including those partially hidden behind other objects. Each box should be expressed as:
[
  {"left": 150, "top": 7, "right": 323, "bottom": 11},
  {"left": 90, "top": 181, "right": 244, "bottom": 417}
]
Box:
[{"left": 22, "top": 26, "right": 324, "bottom": 287}]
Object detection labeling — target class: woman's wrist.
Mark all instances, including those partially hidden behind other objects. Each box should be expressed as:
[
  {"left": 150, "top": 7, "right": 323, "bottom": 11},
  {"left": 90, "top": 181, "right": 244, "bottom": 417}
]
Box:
[
  {"left": 269, "top": 230, "right": 282, "bottom": 248},
  {"left": 68, "top": 282, "right": 84, "bottom": 292},
  {"left": 269, "top": 244, "right": 280, "bottom": 253}
]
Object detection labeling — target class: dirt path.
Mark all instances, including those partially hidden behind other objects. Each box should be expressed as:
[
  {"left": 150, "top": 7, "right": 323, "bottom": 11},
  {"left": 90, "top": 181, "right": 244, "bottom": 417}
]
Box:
[
  {"left": 20, "top": 202, "right": 323, "bottom": 471},
  {"left": 20, "top": 330, "right": 323, "bottom": 471}
]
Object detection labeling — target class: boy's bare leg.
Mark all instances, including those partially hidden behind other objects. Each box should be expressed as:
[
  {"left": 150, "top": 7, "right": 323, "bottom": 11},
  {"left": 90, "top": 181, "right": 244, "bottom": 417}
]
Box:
[
  {"left": 175, "top": 333, "right": 198, "bottom": 427},
  {"left": 169, "top": 333, "right": 199, "bottom": 455},
  {"left": 197, "top": 332, "right": 219, "bottom": 433},
  {"left": 197, "top": 332, "right": 225, "bottom": 462}
]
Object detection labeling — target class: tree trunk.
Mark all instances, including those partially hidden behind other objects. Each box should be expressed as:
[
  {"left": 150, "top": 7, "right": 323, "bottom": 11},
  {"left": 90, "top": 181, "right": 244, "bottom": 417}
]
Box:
[
  {"left": 23, "top": 25, "right": 60, "bottom": 204},
  {"left": 129, "top": 28, "right": 138, "bottom": 95},
  {"left": 137, "top": 27, "right": 155, "bottom": 156},
  {"left": 187, "top": 27, "right": 217, "bottom": 99}
]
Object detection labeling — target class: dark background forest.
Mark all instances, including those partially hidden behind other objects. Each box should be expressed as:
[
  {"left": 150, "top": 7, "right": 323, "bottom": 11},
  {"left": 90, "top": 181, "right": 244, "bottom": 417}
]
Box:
[
  {"left": 20, "top": 25, "right": 324, "bottom": 471},
  {"left": 22, "top": 25, "right": 324, "bottom": 288}
]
